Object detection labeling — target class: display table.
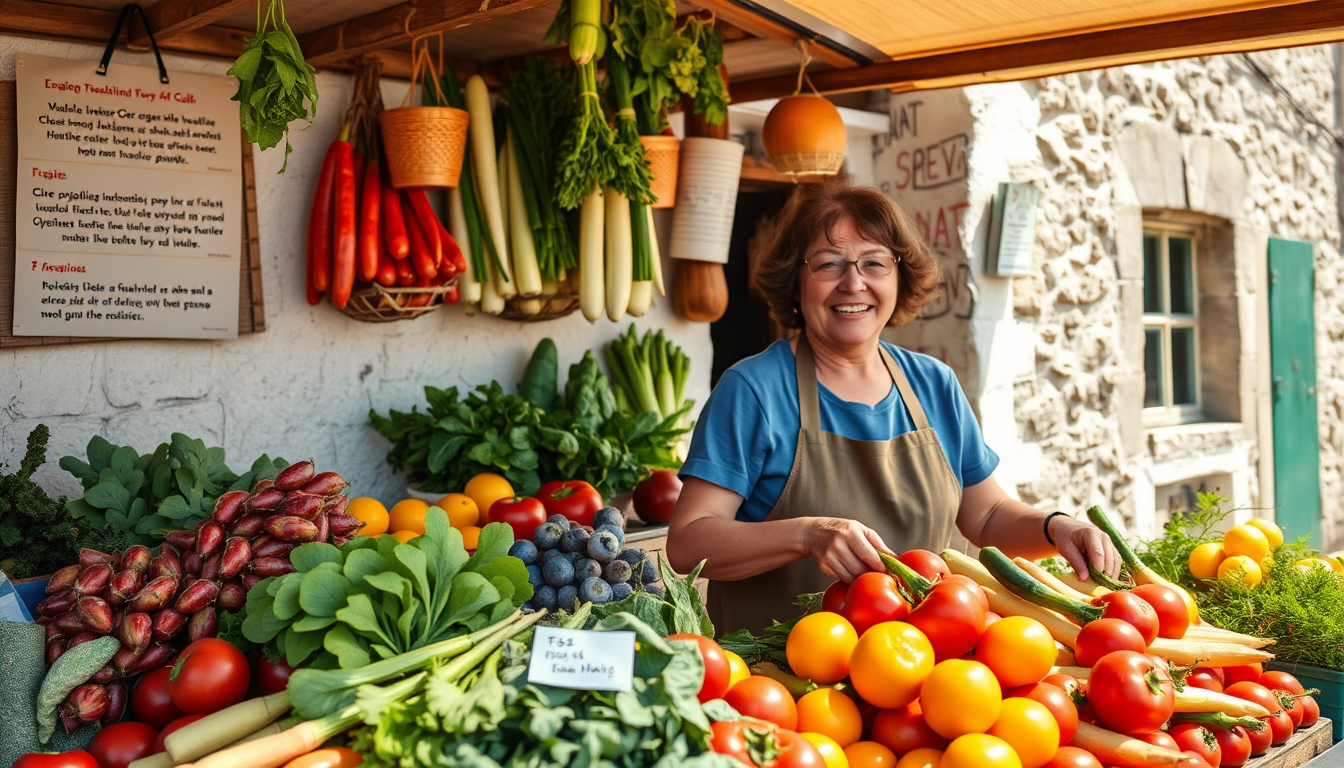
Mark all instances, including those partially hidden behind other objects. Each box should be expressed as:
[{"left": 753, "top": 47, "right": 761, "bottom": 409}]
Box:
[{"left": 1256, "top": 720, "right": 1333, "bottom": 767}]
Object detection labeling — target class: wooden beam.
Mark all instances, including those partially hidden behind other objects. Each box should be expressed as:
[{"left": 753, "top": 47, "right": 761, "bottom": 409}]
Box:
[
  {"left": 731, "top": 0, "right": 1344, "bottom": 102},
  {"left": 0, "top": 0, "right": 248, "bottom": 58},
  {"left": 132, "top": 0, "right": 253, "bottom": 45},
  {"left": 688, "top": 0, "right": 858, "bottom": 68},
  {"left": 299, "top": 0, "right": 555, "bottom": 68}
]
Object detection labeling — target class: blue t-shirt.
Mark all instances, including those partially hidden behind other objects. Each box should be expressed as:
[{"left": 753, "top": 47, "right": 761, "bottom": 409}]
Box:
[{"left": 680, "top": 340, "right": 999, "bottom": 522}]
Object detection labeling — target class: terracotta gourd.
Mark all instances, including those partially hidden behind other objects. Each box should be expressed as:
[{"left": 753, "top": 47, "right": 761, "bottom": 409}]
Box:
[{"left": 762, "top": 95, "right": 846, "bottom": 176}]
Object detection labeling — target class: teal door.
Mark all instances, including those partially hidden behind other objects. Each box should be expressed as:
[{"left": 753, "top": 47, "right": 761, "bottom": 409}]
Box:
[{"left": 1268, "top": 237, "right": 1322, "bottom": 547}]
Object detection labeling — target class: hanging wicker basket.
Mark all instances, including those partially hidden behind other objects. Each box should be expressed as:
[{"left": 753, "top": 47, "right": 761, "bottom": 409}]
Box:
[
  {"left": 497, "top": 290, "right": 581, "bottom": 322},
  {"left": 639, "top": 135, "right": 681, "bottom": 209},
  {"left": 380, "top": 106, "right": 469, "bottom": 188},
  {"left": 341, "top": 281, "right": 457, "bottom": 322}
]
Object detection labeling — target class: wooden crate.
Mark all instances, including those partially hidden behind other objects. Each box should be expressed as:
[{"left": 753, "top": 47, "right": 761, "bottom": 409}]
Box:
[{"left": 1251, "top": 720, "right": 1333, "bottom": 768}]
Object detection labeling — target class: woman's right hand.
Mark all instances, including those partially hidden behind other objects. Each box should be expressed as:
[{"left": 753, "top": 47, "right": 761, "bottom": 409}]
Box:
[{"left": 804, "top": 517, "right": 893, "bottom": 583}]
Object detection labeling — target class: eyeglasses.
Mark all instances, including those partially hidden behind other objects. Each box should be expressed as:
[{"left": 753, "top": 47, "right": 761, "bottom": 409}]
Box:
[{"left": 805, "top": 253, "right": 899, "bottom": 280}]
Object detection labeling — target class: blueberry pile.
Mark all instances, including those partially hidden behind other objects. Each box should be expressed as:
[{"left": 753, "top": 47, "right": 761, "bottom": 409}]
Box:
[{"left": 508, "top": 507, "right": 662, "bottom": 612}]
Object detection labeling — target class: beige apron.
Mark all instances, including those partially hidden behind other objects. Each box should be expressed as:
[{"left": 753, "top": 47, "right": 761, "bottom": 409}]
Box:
[{"left": 709, "top": 335, "right": 963, "bottom": 635}]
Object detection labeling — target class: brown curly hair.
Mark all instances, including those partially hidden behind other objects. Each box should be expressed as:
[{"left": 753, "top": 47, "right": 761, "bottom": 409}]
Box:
[{"left": 754, "top": 180, "right": 941, "bottom": 329}]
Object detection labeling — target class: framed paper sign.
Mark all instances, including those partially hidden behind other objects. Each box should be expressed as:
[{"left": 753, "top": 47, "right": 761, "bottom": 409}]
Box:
[
  {"left": 985, "top": 182, "right": 1040, "bottom": 278},
  {"left": 11, "top": 52, "right": 243, "bottom": 339}
]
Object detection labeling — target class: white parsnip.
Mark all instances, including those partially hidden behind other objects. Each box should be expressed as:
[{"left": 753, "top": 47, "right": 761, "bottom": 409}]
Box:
[
  {"left": 648, "top": 207, "right": 666, "bottom": 296},
  {"left": 579, "top": 186, "right": 605, "bottom": 322},
  {"left": 464, "top": 75, "right": 513, "bottom": 298},
  {"left": 604, "top": 187, "right": 632, "bottom": 321},
  {"left": 448, "top": 188, "right": 481, "bottom": 305},
  {"left": 628, "top": 281, "right": 653, "bottom": 316},
  {"left": 505, "top": 132, "right": 542, "bottom": 297}
]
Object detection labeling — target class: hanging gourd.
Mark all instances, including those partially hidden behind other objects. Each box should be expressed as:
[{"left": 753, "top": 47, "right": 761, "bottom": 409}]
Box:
[{"left": 762, "top": 42, "right": 846, "bottom": 177}]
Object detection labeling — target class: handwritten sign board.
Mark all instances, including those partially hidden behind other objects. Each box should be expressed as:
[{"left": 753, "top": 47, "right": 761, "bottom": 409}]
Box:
[
  {"left": 986, "top": 182, "right": 1040, "bottom": 278},
  {"left": 11, "top": 53, "right": 243, "bottom": 339},
  {"left": 527, "top": 626, "right": 635, "bottom": 692}
]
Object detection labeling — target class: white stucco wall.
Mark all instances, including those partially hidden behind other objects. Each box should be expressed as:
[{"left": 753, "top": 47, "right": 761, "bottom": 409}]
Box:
[{"left": 0, "top": 37, "right": 713, "bottom": 505}]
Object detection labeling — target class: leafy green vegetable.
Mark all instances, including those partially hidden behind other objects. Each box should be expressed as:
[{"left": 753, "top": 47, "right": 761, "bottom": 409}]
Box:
[
  {"left": 0, "top": 426, "right": 99, "bottom": 578},
  {"left": 521, "top": 338, "right": 559, "bottom": 413},
  {"left": 370, "top": 347, "right": 689, "bottom": 499},
  {"left": 1137, "top": 491, "right": 1230, "bottom": 589},
  {"left": 243, "top": 511, "right": 532, "bottom": 670},
  {"left": 228, "top": 0, "right": 318, "bottom": 173},
  {"left": 609, "top": 0, "right": 729, "bottom": 133},
  {"left": 718, "top": 592, "right": 823, "bottom": 672},
  {"left": 60, "top": 433, "right": 287, "bottom": 545},
  {"left": 350, "top": 611, "right": 740, "bottom": 768},
  {"left": 586, "top": 556, "right": 714, "bottom": 636}
]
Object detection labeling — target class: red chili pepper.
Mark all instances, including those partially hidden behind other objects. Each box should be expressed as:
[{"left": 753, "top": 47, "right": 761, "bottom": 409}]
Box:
[
  {"left": 395, "top": 256, "right": 416, "bottom": 286},
  {"left": 382, "top": 177, "right": 409, "bottom": 260},
  {"left": 306, "top": 140, "right": 340, "bottom": 297},
  {"left": 405, "top": 194, "right": 438, "bottom": 280},
  {"left": 358, "top": 160, "right": 382, "bottom": 282},
  {"left": 445, "top": 284, "right": 461, "bottom": 305},
  {"left": 434, "top": 216, "right": 467, "bottom": 275},
  {"left": 330, "top": 140, "right": 357, "bottom": 309},
  {"left": 408, "top": 274, "right": 432, "bottom": 307},
  {"left": 404, "top": 188, "right": 442, "bottom": 267},
  {"left": 376, "top": 244, "right": 398, "bottom": 287}
]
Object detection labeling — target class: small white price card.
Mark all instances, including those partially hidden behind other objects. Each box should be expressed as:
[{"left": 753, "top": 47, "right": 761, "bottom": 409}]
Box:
[{"left": 528, "top": 626, "right": 635, "bottom": 692}]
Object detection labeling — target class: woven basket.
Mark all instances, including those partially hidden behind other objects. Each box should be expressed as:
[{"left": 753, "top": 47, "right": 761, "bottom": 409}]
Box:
[
  {"left": 768, "top": 150, "right": 845, "bottom": 177},
  {"left": 380, "top": 106, "right": 469, "bottom": 188},
  {"left": 639, "top": 135, "right": 681, "bottom": 209},
  {"left": 497, "top": 291, "right": 581, "bottom": 322},
  {"left": 341, "top": 281, "right": 456, "bottom": 322}
]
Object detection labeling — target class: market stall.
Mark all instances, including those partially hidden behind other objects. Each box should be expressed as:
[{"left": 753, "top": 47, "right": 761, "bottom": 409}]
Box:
[{"left": 7, "top": 0, "right": 1344, "bottom": 767}]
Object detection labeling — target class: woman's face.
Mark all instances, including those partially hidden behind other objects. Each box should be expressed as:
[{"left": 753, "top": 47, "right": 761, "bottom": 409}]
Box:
[{"left": 798, "top": 217, "right": 899, "bottom": 351}]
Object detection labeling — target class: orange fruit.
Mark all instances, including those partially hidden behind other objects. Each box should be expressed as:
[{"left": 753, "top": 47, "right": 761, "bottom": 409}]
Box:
[
  {"left": 803, "top": 733, "right": 850, "bottom": 768},
  {"left": 463, "top": 473, "right": 514, "bottom": 525},
  {"left": 797, "top": 688, "right": 864, "bottom": 747},
  {"left": 1223, "top": 525, "right": 1270, "bottom": 562},
  {"left": 895, "top": 749, "right": 943, "bottom": 768},
  {"left": 1244, "top": 518, "right": 1284, "bottom": 549},
  {"left": 388, "top": 499, "right": 430, "bottom": 535},
  {"left": 460, "top": 525, "right": 482, "bottom": 550},
  {"left": 1218, "top": 554, "right": 1263, "bottom": 586},
  {"left": 435, "top": 493, "right": 480, "bottom": 529},
  {"left": 390, "top": 529, "right": 418, "bottom": 543},
  {"left": 346, "top": 497, "right": 389, "bottom": 537},
  {"left": 1187, "top": 542, "right": 1225, "bottom": 581},
  {"left": 844, "top": 741, "right": 897, "bottom": 768}
]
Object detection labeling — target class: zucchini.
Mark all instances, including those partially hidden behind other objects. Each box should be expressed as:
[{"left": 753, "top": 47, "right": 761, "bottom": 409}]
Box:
[
  {"left": 980, "top": 547, "right": 1103, "bottom": 624},
  {"left": 1169, "top": 711, "right": 1267, "bottom": 732},
  {"left": 1087, "top": 506, "right": 1202, "bottom": 624}
]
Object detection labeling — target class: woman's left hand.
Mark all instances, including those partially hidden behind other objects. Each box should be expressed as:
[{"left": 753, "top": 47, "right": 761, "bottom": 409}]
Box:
[{"left": 1051, "top": 515, "right": 1122, "bottom": 581}]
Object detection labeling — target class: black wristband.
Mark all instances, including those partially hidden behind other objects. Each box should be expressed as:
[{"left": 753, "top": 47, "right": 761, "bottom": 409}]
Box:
[{"left": 1043, "top": 511, "right": 1068, "bottom": 546}]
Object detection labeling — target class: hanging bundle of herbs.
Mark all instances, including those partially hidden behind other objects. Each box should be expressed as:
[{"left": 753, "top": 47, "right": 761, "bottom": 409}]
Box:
[
  {"left": 228, "top": 0, "right": 319, "bottom": 173},
  {"left": 547, "top": 0, "right": 624, "bottom": 210},
  {"left": 504, "top": 58, "right": 579, "bottom": 283},
  {"left": 606, "top": 53, "right": 655, "bottom": 284},
  {"left": 608, "top": 0, "right": 729, "bottom": 134}
]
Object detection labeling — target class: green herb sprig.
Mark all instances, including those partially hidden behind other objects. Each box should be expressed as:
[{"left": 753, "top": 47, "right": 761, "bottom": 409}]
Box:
[
  {"left": 228, "top": 0, "right": 318, "bottom": 173},
  {"left": 609, "top": 0, "right": 729, "bottom": 133}
]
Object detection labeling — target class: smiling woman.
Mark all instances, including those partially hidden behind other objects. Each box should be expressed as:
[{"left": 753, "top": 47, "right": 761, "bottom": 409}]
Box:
[{"left": 666, "top": 180, "right": 1121, "bottom": 634}]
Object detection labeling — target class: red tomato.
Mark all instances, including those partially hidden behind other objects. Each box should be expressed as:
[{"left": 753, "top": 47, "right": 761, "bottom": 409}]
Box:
[
  {"left": 1043, "top": 746, "right": 1103, "bottom": 768},
  {"left": 131, "top": 666, "right": 184, "bottom": 728},
  {"left": 487, "top": 496, "right": 547, "bottom": 542},
  {"left": 775, "top": 729, "right": 826, "bottom": 768},
  {"left": 535, "top": 480, "right": 604, "bottom": 527},
  {"left": 12, "top": 752, "right": 99, "bottom": 768},
  {"left": 281, "top": 746, "right": 365, "bottom": 768},
  {"left": 1282, "top": 695, "right": 1306, "bottom": 728},
  {"left": 823, "top": 581, "right": 850, "bottom": 613},
  {"left": 1072, "top": 619, "right": 1147, "bottom": 667},
  {"left": 1258, "top": 671, "right": 1305, "bottom": 695},
  {"left": 940, "top": 575, "right": 990, "bottom": 610},
  {"left": 984, "top": 611, "right": 1002, "bottom": 629},
  {"left": 1007, "top": 682, "right": 1079, "bottom": 746},
  {"left": 871, "top": 702, "right": 949, "bottom": 754},
  {"left": 1130, "top": 584, "right": 1190, "bottom": 639},
  {"left": 1185, "top": 669, "right": 1223, "bottom": 693},
  {"left": 152, "top": 714, "right": 206, "bottom": 753},
  {"left": 1087, "top": 650, "right": 1175, "bottom": 735},
  {"left": 168, "top": 638, "right": 251, "bottom": 715},
  {"left": 1212, "top": 726, "right": 1252, "bottom": 767},
  {"left": 1092, "top": 592, "right": 1160, "bottom": 646},
  {"left": 667, "top": 633, "right": 732, "bottom": 702},
  {"left": 725, "top": 676, "right": 799, "bottom": 730},
  {"left": 711, "top": 721, "right": 821, "bottom": 768},
  {"left": 1301, "top": 696, "right": 1321, "bottom": 728},
  {"left": 1042, "top": 673, "right": 1082, "bottom": 699},
  {"left": 907, "top": 581, "right": 986, "bottom": 661},
  {"left": 1245, "top": 718, "right": 1273, "bottom": 756},
  {"left": 841, "top": 573, "right": 911, "bottom": 635},
  {"left": 88, "top": 722, "right": 158, "bottom": 768},
  {"left": 1138, "top": 731, "right": 1180, "bottom": 751},
  {"left": 1224, "top": 682, "right": 1282, "bottom": 716},
  {"left": 1221, "top": 664, "right": 1263, "bottom": 688},
  {"left": 1266, "top": 711, "right": 1294, "bottom": 745},
  {"left": 632, "top": 470, "right": 682, "bottom": 525},
  {"left": 897, "top": 550, "right": 950, "bottom": 582},
  {"left": 255, "top": 655, "right": 296, "bottom": 696},
  {"left": 1177, "top": 750, "right": 1215, "bottom": 768},
  {"left": 1168, "top": 723, "right": 1220, "bottom": 768},
  {"left": 710, "top": 721, "right": 765, "bottom": 764}
]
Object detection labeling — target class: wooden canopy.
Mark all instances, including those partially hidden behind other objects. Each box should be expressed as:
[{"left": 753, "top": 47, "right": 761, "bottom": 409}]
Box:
[{"left": 1, "top": 0, "right": 1342, "bottom": 101}]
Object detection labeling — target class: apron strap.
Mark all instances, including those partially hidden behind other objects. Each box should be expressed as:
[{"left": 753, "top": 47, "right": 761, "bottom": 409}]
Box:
[
  {"left": 881, "top": 346, "right": 932, "bottom": 431},
  {"left": 796, "top": 335, "right": 932, "bottom": 432}
]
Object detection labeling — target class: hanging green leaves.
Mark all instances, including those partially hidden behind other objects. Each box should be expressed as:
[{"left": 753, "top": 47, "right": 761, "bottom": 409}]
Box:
[{"left": 229, "top": 0, "right": 319, "bottom": 173}]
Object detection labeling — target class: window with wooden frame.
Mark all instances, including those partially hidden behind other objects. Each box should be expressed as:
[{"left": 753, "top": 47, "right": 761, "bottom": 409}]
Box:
[{"left": 1143, "top": 225, "right": 1201, "bottom": 424}]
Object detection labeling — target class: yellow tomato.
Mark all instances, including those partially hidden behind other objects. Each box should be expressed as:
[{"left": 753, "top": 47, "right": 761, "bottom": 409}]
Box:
[
  {"left": 848, "top": 622, "right": 934, "bottom": 709},
  {"left": 976, "top": 616, "right": 1056, "bottom": 689},
  {"left": 435, "top": 493, "right": 480, "bottom": 529},
  {"left": 895, "top": 749, "right": 944, "bottom": 768},
  {"left": 390, "top": 529, "right": 418, "bottom": 543},
  {"left": 388, "top": 499, "right": 430, "bottom": 535},
  {"left": 941, "top": 734, "right": 1021, "bottom": 768},
  {"left": 804, "top": 733, "right": 850, "bottom": 768},
  {"left": 464, "top": 473, "right": 514, "bottom": 525},
  {"left": 724, "top": 650, "right": 751, "bottom": 690},
  {"left": 843, "top": 741, "right": 897, "bottom": 768},
  {"left": 986, "top": 699, "right": 1058, "bottom": 768},
  {"left": 1294, "top": 558, "right": 1334, "bottom": 574},
  {"left": 1218, "top": 554, "right": 1263, "bottom": 586},
  {"left": 787, "top": 611, "right": 859, "bottom": 685},
  {"left": 346, "top": 497, "right": 389, "bottom": 537},
  {"left": 1244, "top": 518, "right": 1284, "bottom": 549},
  {"left": 797, "top": 688, "right": 864, "bottom": 747},
  {"left": 919, "top": 660, "right": 1002, "bottom": 740},
  {"left": 460, "top": 525, "right": 482, "bottom": 550},
  {"left": 1223, "top": 525, "right": 1270, "bottom": 562},
  {"left": 1187, "top": 542, "right": 1226, "bottom": 581}
]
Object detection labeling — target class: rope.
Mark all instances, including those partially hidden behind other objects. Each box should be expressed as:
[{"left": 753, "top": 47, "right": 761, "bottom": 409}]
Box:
[{"left": 793, "top": 38, "right": 820, "bottom": 97}]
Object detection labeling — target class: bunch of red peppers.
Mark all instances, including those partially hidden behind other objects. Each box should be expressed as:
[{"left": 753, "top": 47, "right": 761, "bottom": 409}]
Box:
[{"left": 305, "top": 56, "right": 466, "bottom": 311}]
